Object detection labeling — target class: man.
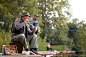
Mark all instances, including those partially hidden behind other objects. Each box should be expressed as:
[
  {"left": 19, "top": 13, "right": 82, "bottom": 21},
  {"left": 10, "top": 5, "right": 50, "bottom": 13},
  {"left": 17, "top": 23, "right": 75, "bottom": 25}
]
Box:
[
  {"left": 11, "top": 12, "right": 38, "bottom": 54},
  {"left": 29, "top": 14, "right": 40, "bottom": 51}
]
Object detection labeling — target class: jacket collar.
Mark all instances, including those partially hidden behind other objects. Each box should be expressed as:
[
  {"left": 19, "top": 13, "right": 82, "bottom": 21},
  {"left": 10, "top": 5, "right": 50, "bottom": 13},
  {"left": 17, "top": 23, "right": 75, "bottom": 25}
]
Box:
[
  {"left": 33, "top": 18, "right": 35, "bottom": 21},
  {"left": 20, "top": 18, "right": 24, "bottom": 23}
]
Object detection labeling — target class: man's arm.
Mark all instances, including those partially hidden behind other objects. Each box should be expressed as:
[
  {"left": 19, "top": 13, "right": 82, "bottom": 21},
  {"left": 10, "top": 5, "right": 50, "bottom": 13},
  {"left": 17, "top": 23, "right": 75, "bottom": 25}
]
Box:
[
  {"left": 29, "top": 18, "right": 34, "bottom": 29},
  {"left": 28, "top": 28, "right": 36, "bottom": 35},
  {"left": 37, "top": 22, "right": 40, "bottom": 33},
  {"left": 26, "top": 23, "right": 36, "bottom": 35},
  {"left": 14, "top": 18, "right": 25, "bottom": 30}
]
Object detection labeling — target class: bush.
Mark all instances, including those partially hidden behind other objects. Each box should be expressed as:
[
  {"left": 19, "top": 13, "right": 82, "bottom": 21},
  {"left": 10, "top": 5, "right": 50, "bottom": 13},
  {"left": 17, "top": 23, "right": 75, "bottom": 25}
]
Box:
[{"left": 0, "top": 29, "right": 11, "bottom": 53}]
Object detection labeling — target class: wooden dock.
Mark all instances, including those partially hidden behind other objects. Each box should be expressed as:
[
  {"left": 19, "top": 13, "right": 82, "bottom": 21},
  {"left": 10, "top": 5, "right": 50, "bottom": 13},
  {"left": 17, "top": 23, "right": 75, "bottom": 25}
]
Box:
[
  {"left": 38, "top": 51, "right": 76, "bottom": 57},
  {"left": 0, "top": 53, "right": 43, "bottom": 57},
  {"left": 0, "top": 51, "right": 76, "bottom": 57},
  {"left": 38, "top": 51, "right": 76, "bottom": 55}
]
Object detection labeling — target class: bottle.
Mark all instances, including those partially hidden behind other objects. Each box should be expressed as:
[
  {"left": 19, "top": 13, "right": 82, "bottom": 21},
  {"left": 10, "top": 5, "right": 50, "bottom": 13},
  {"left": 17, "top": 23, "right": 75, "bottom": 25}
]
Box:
[
  {"left": 2, "top": 45, "right": 5, "bottom": 55},
  {"left": 34, "top": 26, "right": 37, "bottom": 31}
]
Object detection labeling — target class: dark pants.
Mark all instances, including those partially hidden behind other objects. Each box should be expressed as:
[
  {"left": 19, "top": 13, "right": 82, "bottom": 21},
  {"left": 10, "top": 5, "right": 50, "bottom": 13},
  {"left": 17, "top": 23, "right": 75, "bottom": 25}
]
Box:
[
  {"left": 30, "top": 48, "right": 37, "bottom": 51},
  {"left": 47, "top": 47, "right": 53, "bottom": 51}
]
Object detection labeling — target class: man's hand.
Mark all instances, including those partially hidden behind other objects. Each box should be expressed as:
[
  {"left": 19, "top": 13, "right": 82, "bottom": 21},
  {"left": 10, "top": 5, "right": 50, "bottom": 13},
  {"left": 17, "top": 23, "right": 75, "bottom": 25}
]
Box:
[
  {"left": 32, "top": 28, "right": 36, "bottom": 33},
  {"left": 24, "top": 19, "right": 29, "bottom": 23},
  {"left": 37, "top": 28, "right": 40, "bottom": 33}
]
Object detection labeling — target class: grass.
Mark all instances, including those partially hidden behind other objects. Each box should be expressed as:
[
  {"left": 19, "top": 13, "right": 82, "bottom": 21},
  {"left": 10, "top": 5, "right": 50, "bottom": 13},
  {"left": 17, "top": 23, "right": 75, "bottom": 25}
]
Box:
[
  {"left": 51, "top": 45, "right": 66, "bottom": 51},
  {"left": 38, "top": 37, "right": 47, "bottom": 51}
]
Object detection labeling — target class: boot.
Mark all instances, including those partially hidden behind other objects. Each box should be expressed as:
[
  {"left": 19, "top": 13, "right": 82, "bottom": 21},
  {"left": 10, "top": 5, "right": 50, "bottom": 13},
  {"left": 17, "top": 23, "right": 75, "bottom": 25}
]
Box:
[
  {"left": 32, "top": 50, "right": 39, "bottom": 55},
  {"left": 25, "top": 49, "right": 35, "bottom": 55},
  {"left": 25, "top": 49, "right": 30, "bottom": 51}
]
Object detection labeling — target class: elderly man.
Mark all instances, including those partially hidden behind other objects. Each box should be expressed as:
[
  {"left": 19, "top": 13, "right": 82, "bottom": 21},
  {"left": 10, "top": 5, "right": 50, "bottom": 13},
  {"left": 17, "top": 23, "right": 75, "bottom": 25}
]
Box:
[
  {"left": 29, "top": 14, "right": 40, "bottom": 51},
  {"left": 11, "top": 12, "right": 38, "bottom": 54}
]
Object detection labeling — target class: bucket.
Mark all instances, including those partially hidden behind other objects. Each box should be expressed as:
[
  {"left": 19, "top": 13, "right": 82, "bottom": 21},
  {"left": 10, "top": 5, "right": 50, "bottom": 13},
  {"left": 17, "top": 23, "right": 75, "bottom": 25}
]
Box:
[{"left": 2, "top": 45, "right": 5, "bottom": 55}]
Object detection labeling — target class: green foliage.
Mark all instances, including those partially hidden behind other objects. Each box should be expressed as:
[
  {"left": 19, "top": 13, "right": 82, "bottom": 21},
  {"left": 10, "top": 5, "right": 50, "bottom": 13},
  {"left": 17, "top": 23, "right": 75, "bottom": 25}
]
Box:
[
  {"left": 38, "top": 36, "right": 47, "bottom": 51},
  {"left": 67, "top": 18, "right": 86, "bottom": 52},
  {"left": 0, "top": 0, "right": 86, "bottom": 53},
  {"left": 0, "top": 29, "right": 11, "bottom": 53},
  {"left": 38, "top": 0, "right": 55, "bottom": 39},
  {"left": 0, "top": 0, "right": 72, "bottom": 46},
  {"left": 0, "top": 0, "right": 40, "bottom": 31},
  {"left": 38, "top": 0, "right": 72, "bottom": 46}
]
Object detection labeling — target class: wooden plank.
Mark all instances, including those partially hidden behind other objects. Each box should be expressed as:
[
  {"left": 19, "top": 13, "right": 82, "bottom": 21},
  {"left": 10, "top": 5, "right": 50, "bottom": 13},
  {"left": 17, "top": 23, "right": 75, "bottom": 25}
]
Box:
[
  {"left": 0, "top": 53, "right": 42, "bottom": 57},
  {"left": 38, "top": 51, "right": 76, "bottom": 55}
]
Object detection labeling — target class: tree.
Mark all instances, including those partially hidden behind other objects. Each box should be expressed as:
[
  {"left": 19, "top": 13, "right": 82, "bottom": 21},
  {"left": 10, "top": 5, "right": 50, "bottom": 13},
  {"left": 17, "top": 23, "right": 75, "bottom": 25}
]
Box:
[
  {"left": 38, "top": 0, "right": 71, "bottom": 45},
  {"left": 0, "top": 0, "right": 39, "bottom": 31},
  {"left": 38, "top": 0, "right": 54, "bottom": 39},
  {"left": 67, "top": 18, "right": 86, "bottom": 52}
]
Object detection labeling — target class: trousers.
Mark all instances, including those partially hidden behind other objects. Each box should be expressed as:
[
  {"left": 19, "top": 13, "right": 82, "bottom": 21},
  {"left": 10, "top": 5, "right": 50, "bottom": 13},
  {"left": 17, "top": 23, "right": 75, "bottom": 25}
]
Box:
[{"left": 11, "top": 34, "right": 38, "bottom": 49}]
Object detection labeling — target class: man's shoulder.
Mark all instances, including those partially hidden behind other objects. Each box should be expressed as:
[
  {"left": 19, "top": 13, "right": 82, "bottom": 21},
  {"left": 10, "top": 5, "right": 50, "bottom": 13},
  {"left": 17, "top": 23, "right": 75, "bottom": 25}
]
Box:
[
  {"left": 29, "top": 18, "right": 35, "bottom": 23},
  {"left": 13, "top": 18, "right": 21, "bottom": 24},
  {"left": 15, "top": 18, "right": 21, "bottom": 22},
  {"left": 30, "top": 18, "right": 33, "bottom": 21}
]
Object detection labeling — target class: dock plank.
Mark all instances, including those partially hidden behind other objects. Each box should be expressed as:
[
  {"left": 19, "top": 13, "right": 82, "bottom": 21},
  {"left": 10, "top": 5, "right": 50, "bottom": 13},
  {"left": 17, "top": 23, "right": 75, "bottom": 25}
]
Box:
[{"left": 0, "top": 53, "right": 43, "bottom": 57}]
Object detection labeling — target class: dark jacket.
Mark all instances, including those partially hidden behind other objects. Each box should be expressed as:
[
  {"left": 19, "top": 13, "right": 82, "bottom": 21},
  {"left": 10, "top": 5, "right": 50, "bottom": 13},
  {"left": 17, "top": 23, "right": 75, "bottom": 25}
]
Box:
[{"left": 11, "top": 18, "right": 34, "bottom": 39}]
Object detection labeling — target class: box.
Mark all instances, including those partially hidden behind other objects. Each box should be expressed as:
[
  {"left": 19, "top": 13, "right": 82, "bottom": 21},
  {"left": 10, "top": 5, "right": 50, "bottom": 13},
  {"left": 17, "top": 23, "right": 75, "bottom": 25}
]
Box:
[
  {"left": 4, "top": 45, "right": 18, "bottom": 55},
  {"left": 10, "top": 43, "right": 23, "bottom": 53}
]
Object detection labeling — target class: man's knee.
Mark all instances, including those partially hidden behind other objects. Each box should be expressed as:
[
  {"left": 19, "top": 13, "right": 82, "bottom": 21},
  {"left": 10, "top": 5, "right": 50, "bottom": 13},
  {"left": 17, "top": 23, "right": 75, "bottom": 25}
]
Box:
[
  {"left": 33, "top": 34, "right": 37, "bottom": 38},
  {"left": 27, "top": 34, "right": 37, "bottom": 42},
  {"left": 18, "top": 34, "right": 26, "bottom": 40},
  {"left": 30, "top": 34, "right": 37, "bottom": 41}
]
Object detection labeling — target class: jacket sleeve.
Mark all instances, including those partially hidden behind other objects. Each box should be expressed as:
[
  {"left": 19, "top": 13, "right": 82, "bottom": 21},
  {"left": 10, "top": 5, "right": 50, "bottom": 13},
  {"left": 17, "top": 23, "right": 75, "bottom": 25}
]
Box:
[
  {"left": 29, "top": 18, "right": 34, "bottom": 29},
  {"left": 14, "top": 18, "right": 25, "bottom": 30},
  {"left": 28, "top": 29, "right": 34, "bottom": 35},
  {"left": 26, "top": 23, "right": 34, "bottom": 35}
]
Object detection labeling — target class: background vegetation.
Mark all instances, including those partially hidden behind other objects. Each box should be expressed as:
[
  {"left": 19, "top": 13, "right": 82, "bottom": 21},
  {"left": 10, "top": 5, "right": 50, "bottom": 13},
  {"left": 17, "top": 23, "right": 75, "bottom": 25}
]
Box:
[{"left": 0, "top": 0, "right": 86, "bottom": 53}]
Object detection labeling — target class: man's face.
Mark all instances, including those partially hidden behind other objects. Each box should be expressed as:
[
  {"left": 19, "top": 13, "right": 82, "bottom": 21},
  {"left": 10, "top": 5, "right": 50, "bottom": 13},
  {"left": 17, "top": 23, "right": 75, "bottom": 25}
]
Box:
[
  {"left": 22, "top": 15, "right": 29, "bottom": 21},
  {"left": 34, "top": 16, "right": 39, "bottom": 20}
]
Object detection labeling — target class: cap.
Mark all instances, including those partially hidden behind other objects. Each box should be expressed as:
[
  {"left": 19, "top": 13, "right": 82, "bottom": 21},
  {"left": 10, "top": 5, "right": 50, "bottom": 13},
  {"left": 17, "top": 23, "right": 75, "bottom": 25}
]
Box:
[
  {"left": 22, "top": 12, "right": 30, "bottom": 17},
  {"left": 34, "top": 14, "right": 39, "bottom": 17}
]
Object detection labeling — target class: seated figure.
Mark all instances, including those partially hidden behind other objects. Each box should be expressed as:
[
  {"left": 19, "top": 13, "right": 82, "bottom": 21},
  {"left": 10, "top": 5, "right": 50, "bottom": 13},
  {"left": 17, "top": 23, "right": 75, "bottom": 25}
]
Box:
[
  {"left": 47, "top": 43, "right": 53, "bottom": 51},
  {"left": 11, "top": 12, "right": 39, "bottom": 54}
]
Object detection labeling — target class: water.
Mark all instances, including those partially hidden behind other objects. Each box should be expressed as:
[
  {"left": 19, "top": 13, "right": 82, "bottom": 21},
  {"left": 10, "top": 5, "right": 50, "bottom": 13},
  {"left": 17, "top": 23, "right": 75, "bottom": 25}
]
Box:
[{"left": 52, "top": 52, "right": 86, "bottom": 57}]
